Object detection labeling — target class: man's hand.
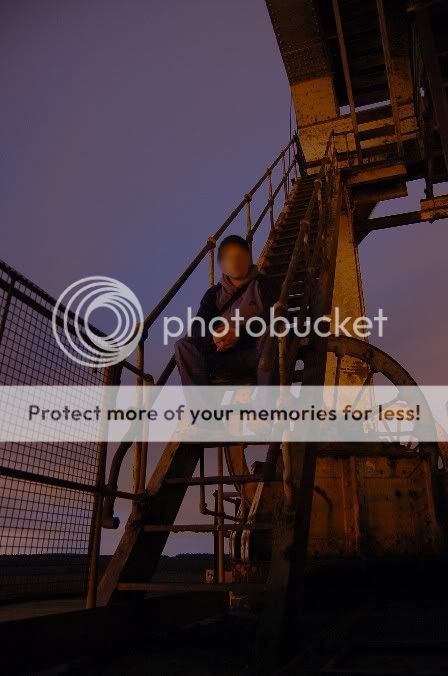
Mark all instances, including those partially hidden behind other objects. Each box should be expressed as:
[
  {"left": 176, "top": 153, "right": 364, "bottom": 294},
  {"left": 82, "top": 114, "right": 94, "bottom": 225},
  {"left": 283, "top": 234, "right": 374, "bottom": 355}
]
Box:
[{"left": 213, "top": 324, "right": 238, "bottom": 352}]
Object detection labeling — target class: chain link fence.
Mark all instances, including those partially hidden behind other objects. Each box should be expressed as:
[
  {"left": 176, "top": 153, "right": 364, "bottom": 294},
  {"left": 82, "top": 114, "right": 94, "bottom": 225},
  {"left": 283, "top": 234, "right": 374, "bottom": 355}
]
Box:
[{"left": 0, "top": 260, "right": 106, "bottom": 602}]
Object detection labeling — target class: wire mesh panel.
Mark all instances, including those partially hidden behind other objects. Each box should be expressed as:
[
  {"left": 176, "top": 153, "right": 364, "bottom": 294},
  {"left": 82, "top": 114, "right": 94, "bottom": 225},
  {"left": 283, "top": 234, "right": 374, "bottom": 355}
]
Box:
[{"left": 0, "top": 260, "right": 105, "bottom": 602}]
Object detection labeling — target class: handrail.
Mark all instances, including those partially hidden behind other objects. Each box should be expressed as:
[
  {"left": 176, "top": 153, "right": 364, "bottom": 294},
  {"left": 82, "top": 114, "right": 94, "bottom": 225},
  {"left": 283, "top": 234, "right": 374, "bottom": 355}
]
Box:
[
  {"left": 152, "top": 152, "right": 304, "bottom": 388},
  {"left": 259, "top": 131, "right": 339, "bottom": 382},
  {"left": 104, "top": 131, "right": 323, "bottom": 511},
  {"left": 142, "top": 133, "right": 303, "bottom": 336},
  {"left": 147, "top": 139, "right": 304, "bottom": 390},
  {"left": 87, "top": 130, "right": 320, "bottom": 606},
  {"left": 270, "top": 130, "right": 339, "bottom": 510},
  {"left": 97, "top": 130, "right": 308, "bottom": 526}
]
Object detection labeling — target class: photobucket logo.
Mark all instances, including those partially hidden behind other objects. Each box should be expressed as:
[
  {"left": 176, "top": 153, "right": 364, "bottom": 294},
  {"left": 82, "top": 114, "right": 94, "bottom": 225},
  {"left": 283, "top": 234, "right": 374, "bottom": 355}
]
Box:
[
  {"left": 52, "top": 276, "right": 144, "bottom": 368},
  {"left": 163, "top": 306, "right": 388, "bottom": 344}
]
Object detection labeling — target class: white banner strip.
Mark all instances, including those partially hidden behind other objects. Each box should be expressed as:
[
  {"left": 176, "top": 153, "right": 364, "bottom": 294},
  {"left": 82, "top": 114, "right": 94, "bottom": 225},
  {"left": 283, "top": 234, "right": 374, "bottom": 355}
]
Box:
[{"left": 0, "top": 385, "right": 448, "bottom": 444}]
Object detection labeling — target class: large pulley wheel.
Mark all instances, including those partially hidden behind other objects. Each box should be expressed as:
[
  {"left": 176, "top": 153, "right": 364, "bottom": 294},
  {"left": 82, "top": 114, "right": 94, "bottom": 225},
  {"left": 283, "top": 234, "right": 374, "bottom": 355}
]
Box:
[{"left": 225, "top": 335, "right": 445, "bottom": 505}]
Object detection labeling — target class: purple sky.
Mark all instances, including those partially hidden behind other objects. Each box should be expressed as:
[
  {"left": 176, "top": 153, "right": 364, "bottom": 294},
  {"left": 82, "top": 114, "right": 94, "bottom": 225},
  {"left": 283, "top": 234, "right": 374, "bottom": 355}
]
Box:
[{"left": 1, "top": 1, "right": 447, "bottom": 554}]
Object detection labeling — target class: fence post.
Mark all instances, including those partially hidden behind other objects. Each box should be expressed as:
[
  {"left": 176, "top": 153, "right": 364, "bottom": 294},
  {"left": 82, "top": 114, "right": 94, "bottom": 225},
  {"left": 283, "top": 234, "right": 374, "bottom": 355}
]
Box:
[{"left": 86, "top": 361, "right": 123, "bottom": 609}]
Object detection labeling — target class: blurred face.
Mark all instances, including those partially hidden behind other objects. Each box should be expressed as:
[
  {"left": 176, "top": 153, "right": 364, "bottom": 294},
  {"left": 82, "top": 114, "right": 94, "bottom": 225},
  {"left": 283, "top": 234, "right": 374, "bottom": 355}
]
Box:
[{"left": 219, "top": 243, "right": 251, "bottom": 280}]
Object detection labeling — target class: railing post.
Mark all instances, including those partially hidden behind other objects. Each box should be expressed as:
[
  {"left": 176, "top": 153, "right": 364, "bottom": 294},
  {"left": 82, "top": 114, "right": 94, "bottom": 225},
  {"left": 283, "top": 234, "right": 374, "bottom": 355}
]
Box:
[
  {"left": 86, "top": 361, "right": 123, "bottom": 609},
  {"left": 139, "top": 437, "right": 149, "bottom": 492},
  {"left": 318, "top": 180, "right": 324, "bottom": 226},
  {"left": 217, "top": 445, "right": 225, "bottom": 583},
  {"left": 343, "top": 131, "right": 352, "bottom": 167},
  {"left": 0, "top": 273, "right": 15, "bottom": 348},
  {"left": 292, "top": 150, "right": 298, "bottom": 181},
  {"left": 268, "top": 169, "right": 275, "bottom": 230},
  {"left": 199, "top": 448, "right": 207, "bottom": 514},
  {"left": 294, "top": 133, "right": 307, "bottom": 177},
  {"left": 425, "top": 105, "right": 434, "bottom": 198},
  {"left": 207, "top": 236, "right": 216, "bottom": 287},
  {"left": 282, "top": 153, "right": 288, "bottom": 198},
  {"left": 132, "top": 339, "right": 145, "bottom": 495},
  {"left": 213, "top": 491, "right": 219, "bottom": 582},
  {"left": 137, "top": 340, "right": 152, "bottom": 493},
  {"left": 244, "top": 194, "right": 253, "bottom": 258}
]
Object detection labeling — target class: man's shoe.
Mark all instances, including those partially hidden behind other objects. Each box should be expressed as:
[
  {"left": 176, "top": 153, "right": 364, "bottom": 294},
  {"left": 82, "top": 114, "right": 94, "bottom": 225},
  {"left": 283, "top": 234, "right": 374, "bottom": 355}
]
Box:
[
  {"left": 172, "top": 419, "right": 227, "bottom": 443},
  {"left": 172, "top": 424, "right": 206, "bottom": 443}
]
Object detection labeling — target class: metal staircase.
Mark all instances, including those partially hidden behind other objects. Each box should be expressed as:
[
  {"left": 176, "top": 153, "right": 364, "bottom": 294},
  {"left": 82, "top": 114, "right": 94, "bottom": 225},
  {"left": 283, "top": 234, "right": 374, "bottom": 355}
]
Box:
[
  {"left": 4, "top": 2, "right": 448, "bottom": 674},
  {"left": 330, "top": 0, "right": 406, "bottom": 166},
  {"left": 87, "top": 113, "right": 446, "bottom": 673},
  {"left": 93, "top": 132, "right": 343, "bottom": 615}
]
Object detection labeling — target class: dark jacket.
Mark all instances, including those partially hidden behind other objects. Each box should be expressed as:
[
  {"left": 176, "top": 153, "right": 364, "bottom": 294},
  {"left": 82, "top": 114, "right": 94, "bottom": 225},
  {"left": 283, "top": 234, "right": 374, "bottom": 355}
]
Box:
[{"left": 191, "top": 271, "right": 277, "bottom": 346}]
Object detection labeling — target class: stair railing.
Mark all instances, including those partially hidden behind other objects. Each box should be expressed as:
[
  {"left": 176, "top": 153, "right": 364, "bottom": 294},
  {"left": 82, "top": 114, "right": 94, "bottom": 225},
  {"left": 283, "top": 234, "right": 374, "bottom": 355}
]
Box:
[
  {"left": 411, "top": 18, "right": 435, "bottom": 198},
  {"left": 87, "top": 130, "right": 308, "bottom": 605},
  {"left": 145, "top": 131, "right": 306, "bottom": 386},
  {"left": 258, "top": 131, "right": 340, "bottom": 510},
  {"left": 129, "top": 132, "right": 306, "bottom": 481},
  {"left": 259, "top": 131, "right": 339, "bottom": 386},
  {"left": 102, "top": 133, "right": 307, "bottom": 503}
]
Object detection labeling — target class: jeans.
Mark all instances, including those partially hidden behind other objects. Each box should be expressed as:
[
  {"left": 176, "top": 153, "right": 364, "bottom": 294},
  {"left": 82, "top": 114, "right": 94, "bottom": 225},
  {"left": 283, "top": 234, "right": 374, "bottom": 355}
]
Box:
[{"left": 174, "top": 334, "right": 278, "bottom": 386}]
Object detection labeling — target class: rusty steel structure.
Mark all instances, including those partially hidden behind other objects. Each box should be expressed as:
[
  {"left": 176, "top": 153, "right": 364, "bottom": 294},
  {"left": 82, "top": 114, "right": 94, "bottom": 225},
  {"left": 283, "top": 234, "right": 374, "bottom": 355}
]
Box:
[{"left": 3, "top": 0, "right": 448, "bottom": 673}]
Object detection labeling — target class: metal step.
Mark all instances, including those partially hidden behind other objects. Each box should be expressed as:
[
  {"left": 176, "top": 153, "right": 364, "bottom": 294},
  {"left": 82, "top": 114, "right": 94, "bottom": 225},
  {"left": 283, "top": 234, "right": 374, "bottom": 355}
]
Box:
[
  {"left": 266, "top": 250, "right": 294, "bottom": 260},
  {"left": 268, "top": 264, "right": 305, "bottom": 276},
  {"left": 320, "top": 639, "right": 448, "bottom": 676},
  {"left": 358, "top": 124, "right": 396, "bottom": 142},
  {"left": 116, "top": 582, "right": 267, "bottom": 593},
  {"left": 357, "top": 103, "right": 392, "bottom": 124},
  {"left": 280, "top": 223, "right": 307, "bottom": 233},
  {"left": 354, "top": 87, "right": 391, "bottom": 108},
  {"left": 143, "top": 522, "right": 273, "bottom": 533},
  {"left": 273, "top": 231, "right": 316, "bottom": 245},
  {"left": 352, "top": 71, "right": 388, "bottom": 90},
  {"left": 350, "top": 52, "right": 385, "bottom": 74},
  {"left": 164, "top": 474, "right": 279, "bottom": 486}
]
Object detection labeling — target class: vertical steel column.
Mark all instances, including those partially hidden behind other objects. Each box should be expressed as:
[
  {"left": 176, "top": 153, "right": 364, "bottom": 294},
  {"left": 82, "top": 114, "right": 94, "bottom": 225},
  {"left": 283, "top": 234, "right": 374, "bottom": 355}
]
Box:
[
  {"left": 138, "top": 364, "right": 152, "bottom": 493},
  {"left": 217, "top": 445, "right": 225, "bottom": 583},
  {"left": 213, "top": 491, "right": 219, "bottom": 583},
  {"left": 376, "top": 0, "right": 404, "bottom": 158},
  {"left": 133, "top": 341, "right": 144, "bottom": 494},
  {"left": 86, "top": 362, "right": 123, "bottom": 609},
  {"left": 252, "top": 162, "right": 343, "bottom": 673},
  {"left": 415, "top": 4, "right": 448, "bottom": 174},
  {"left": 332, "top": 0, "right": 363, "bottom": 164}
]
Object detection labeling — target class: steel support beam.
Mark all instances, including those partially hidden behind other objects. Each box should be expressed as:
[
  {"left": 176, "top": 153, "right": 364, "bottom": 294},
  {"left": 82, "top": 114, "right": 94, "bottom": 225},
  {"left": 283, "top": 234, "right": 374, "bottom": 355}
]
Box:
[
  {"left": 356, "top": 210, "right": 421, "bottom": 242},
  {"left": 251, "top": 177, "right": 343, "bottom": 674},
  {"left": 332, "top": 0, "right": 363, "bottom": 164},
  {"left": 415, "top": 4, "right": 448, "bottom": 173},
  {"left": 376, "top": 0, "right": 404, "bottom": 158}
]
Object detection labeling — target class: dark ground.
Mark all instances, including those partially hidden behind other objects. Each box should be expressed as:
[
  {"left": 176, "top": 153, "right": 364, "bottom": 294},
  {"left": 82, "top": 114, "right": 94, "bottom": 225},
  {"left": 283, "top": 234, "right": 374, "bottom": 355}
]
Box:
[
  {"left": 26, "top": 557, "right": 448, "bottom": 676},
  {"left": 0, "top": 552, "right": 218, "bottom": 605}
]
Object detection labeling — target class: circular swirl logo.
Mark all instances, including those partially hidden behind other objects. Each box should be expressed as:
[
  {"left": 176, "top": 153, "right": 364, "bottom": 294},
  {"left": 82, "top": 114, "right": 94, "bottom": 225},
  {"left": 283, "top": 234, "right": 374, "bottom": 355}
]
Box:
[{"left": 52, "top": 276, "right": 144, "bottom": 368}]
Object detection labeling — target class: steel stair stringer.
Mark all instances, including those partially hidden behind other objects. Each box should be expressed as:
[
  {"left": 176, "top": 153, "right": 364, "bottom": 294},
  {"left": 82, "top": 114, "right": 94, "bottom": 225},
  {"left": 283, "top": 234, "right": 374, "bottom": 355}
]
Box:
[
  {"left": 97, "top": 441, "right": 203, "bottom": 606},
  {"left": 250, "top": 167, "right": 344, "bottom": 675}
]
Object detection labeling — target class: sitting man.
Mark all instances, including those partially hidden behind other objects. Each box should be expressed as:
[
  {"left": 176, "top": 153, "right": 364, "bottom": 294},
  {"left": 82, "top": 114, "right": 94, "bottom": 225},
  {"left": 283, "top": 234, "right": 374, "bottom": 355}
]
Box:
[{"left": 175, "top": 234, "right": 278, "bottom": 386}]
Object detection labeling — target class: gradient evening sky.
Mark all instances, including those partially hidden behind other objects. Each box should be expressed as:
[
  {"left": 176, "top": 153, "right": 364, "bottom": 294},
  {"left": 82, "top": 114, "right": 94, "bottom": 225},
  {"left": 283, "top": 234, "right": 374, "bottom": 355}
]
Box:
[{"left": 1, "top": 1, "right": 447, "bottom": 554}]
